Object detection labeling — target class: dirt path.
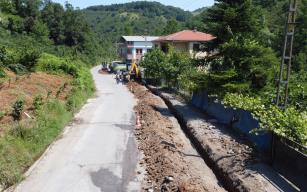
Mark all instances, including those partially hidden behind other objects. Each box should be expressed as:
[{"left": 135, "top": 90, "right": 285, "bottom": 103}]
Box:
[{"left": 128, "top": 81, "right": 226, "bottom": 192}]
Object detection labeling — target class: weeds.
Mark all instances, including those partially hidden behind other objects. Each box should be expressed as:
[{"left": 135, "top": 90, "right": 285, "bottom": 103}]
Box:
[
  {"left": 0, "top": 100, "right": 72, "bottom": 188},
  {"left": 33, "top": 95, "right": 44, "bottom": 111}
]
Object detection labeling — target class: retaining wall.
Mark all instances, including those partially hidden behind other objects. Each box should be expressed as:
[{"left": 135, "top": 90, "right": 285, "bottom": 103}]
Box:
[{"left": 191, "top": 91, "right": 272, "bottom": 154}]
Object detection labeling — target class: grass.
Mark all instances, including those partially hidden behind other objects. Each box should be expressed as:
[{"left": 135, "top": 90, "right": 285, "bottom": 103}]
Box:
[
  {"left": 0, "top": 54, "right": 95, "bottom": 189},
  {"left": 0, "top": 100, "right": 71, "bottom": 188},
  {"left": 0, "top": 90, "right": 94, "bottom": 189}
]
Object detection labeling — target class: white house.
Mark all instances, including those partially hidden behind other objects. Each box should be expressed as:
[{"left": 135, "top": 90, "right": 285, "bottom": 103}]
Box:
[
  {"left": 118, "top": 36, "right": 159, "bottom": 63},
  {"left": 153, "top": 30, "right": 216, "bottom": 59}
]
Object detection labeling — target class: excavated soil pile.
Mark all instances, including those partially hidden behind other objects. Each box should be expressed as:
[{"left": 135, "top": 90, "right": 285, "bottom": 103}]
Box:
[{"left": 127, "top": 81, "right": 226, "bottom": 192}]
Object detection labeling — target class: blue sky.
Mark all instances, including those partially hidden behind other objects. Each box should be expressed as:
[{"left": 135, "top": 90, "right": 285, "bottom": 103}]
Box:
[{"left": 52, "top": 0, "right": 215, "bottom": 11}]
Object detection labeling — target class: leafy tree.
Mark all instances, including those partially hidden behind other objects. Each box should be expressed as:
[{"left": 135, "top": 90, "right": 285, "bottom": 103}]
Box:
[
  {"left": 221, "top": 36, "right": 279, "bottom": 91},
  {"left": 140, "top": 48, "right": 166, "bottom": 80},
  {"left": 41, "top": 2, "right": 65, "bottom": 44},
  {"left": 7, "top": 16, "right": 24, "bottom": 33},
  {"left": 0, "top": 0, "right": 16, "bottom": 13},
  {"left": 204, "top": 0, "right": 262, "bottom": 48},
  {"left": 293, "top": 0, "right": 307, "bottom": 72},
  {"left": 162, "top": 19, "right": 180, "bottom": 35},
  {"left": 63, "top": 3, "right": 91, "bottom": 47},
  {"left": 163, "top": 49, "right": 192, "bottom": 86}
]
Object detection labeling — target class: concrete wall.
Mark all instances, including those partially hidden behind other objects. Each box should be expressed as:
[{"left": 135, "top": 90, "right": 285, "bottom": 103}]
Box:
[{"left": 191, "top": 91, "right": 272, "bottom": 153}]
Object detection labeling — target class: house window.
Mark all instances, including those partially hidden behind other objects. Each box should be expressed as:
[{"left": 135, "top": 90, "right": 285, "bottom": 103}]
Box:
[
  {"left": 127, "top": 48, "right": 132, "bottom": 54},
  {"left": 127, "top": 41, "right": 133, "bottom": 45},
  {"left": 136, "top": 49, "right": 143, "bottom": 55},
  {"left": 193, "top": 43, "right": 200, "bottom": 52}
]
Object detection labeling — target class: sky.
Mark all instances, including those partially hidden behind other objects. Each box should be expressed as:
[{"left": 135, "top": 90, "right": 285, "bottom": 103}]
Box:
[{"left": 52, "top": 0, "right": 215, "bottom": 11}]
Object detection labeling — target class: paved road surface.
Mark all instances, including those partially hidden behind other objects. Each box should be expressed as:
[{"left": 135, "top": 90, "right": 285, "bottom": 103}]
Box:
[{"left": 14, "top": 66, "right": 141, "bottom": 192}]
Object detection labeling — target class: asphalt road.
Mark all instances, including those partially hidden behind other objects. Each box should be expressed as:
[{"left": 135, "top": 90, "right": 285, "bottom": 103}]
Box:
[{"left": 14, "top": 66, "right": 141, "bottom": 192}]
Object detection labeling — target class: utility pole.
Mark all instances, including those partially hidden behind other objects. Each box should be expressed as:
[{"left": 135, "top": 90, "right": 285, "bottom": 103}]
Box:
[{"left": 276, "top": 0, "right": 299, "bottom": 108}]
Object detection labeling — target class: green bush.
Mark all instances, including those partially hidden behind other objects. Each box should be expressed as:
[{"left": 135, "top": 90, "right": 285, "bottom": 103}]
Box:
[
  {"left": 35, "top": 53, "right": 78, "bottom": 76},
  {"left": 19, "top": 49, "right": 41, "bottom": 71},
  {"left": 11, "top": 99, "right": 24, "bottom": 121},
  {"left": 7, "top": 63, "right": 28, "bottom": 75}
]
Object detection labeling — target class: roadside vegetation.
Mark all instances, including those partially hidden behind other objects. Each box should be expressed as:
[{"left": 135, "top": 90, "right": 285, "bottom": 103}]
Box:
[
  {"left": 0, "top": 0, "right": 96, "bottom": 188},
  {"left": 141, "top": 0, "right": 307, "bottom": 146}
]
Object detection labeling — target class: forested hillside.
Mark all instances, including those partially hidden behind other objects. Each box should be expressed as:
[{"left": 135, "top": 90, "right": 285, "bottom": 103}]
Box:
[
  {"left": 83, "top": 1, "right": 193, "bottom": 43},
  {"left": 0, "top": 0, "right": 108, "bottom": 65}
]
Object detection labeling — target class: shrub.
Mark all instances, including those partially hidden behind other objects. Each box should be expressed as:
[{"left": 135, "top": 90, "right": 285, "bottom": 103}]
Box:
[
  {"left": 35, "top": 53, "right": 78, "bottom": 76},
  {"left": 11, "top": 99, "right": 24, "bottom": 121},
  {"left": 19, "top": 49, "right": 41, "bottom": 71},
  {"left": 33, "top": 95, "right": 44, "bottom": 111},
  {"left": 7, "top": 63, "right": 28, "bottom": 75}
]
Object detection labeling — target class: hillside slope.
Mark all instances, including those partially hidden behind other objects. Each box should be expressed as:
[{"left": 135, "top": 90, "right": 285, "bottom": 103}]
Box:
[{"left": 83, "top": 1, "right": 193, "bottom": 42}]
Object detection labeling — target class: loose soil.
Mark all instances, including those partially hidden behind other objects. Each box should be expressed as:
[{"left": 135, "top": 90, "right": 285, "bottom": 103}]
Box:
[
  {"left": 127, "top": 81, "right": 226, "bottom": 192},
  {"left": 0, "top": 70, "right": 72, "bottom": 129}
]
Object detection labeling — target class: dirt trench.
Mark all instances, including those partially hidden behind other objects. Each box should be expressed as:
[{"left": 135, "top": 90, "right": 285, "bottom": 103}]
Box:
[{"left": 127, "top": 81, "right": 226, "bottom": 192}]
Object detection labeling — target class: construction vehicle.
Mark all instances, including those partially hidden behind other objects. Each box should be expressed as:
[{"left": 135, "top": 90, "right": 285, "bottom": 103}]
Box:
[{"left": 129, "top": 61, "right": 141, "bottom": 81}]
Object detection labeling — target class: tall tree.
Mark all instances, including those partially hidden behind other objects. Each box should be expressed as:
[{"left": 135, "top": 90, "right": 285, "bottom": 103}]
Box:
[
  {"left": 202, "top": 0, "right": 279, "bottom": 93},
  {"left": 41, "top": 1, "right": 65, "bottom": 44},
  {"left": 205, "top": 0, "right": 261, "bottom": 48},
  {"left": 162, "top": 19, "right": 180, "bottom": 35}
]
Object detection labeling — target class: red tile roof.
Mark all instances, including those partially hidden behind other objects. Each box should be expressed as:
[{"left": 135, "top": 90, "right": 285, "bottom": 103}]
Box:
[{"left": 154, "top": 30, "right": 215, "bottom": 42}]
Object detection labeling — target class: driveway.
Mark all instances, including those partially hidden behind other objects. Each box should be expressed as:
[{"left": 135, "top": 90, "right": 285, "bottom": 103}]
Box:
[{"left": 14, "top": 66, "right": 141, "bottom": 192}]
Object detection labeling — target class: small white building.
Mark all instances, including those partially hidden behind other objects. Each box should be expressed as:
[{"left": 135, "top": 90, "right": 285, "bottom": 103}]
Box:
[{"left": 118, "top": 36, "right": 159, "bottom": 63}]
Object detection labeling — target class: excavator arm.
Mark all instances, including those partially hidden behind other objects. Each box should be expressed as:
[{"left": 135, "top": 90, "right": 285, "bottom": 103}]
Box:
[{"left": 129, "top": 62, "right": 140, "bottom": 78}]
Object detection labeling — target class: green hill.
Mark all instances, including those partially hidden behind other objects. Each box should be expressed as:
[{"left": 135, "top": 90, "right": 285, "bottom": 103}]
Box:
[{"left": 83, "top": 1, "right": 193, "bottom": 43}]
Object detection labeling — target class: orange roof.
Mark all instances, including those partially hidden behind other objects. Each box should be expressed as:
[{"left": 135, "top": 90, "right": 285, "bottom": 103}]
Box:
[{"left": 154, "top": 30, "right": 215, "bottom": 42}]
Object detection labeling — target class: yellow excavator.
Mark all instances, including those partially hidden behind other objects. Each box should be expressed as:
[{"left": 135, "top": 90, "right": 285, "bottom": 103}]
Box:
[{"left": 129, "top": 60, "right": 141, "bottom": 81}]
